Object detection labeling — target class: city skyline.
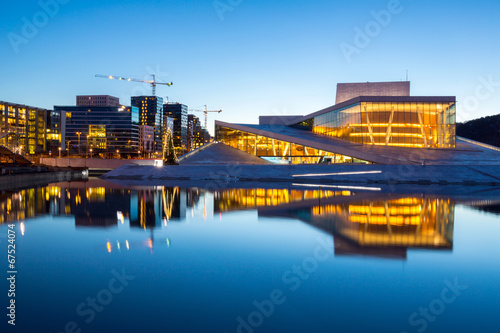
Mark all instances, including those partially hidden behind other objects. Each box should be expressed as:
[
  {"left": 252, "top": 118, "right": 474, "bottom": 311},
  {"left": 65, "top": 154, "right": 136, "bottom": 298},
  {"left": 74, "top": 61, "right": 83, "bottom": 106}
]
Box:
[{"left": 1, "top": 0, "right": 499, "bottom": 136}]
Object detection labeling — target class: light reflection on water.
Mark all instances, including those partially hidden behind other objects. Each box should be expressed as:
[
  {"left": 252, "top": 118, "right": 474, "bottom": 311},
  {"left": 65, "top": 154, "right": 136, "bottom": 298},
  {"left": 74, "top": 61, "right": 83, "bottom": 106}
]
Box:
[{"left": 1, "top": 180, "right": 499, "bottom": 333}]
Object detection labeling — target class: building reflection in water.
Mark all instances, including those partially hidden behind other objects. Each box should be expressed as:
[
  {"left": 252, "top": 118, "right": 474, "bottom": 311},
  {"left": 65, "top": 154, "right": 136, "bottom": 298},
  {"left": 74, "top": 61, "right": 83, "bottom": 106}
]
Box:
[
  {"left": 311, "top": 197, "right": 454, "bottom": 259},
  {"left": 0, "top": 181, "right": 202, "bottom": 228},
  {"left": 213, "top": 189, "right": 459, "bottom": 258},
  {"left": 1, "top": 182, "right": 499, "bottom": 258},
  {"left": 213, "top": 188, "right": 352, "bottom": 212}
]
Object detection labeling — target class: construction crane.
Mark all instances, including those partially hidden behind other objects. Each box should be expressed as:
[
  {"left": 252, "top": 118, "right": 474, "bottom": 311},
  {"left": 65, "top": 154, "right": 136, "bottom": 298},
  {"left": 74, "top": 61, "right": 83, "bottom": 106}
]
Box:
[
  {"left": 189, "top": 105, "right": 222, "bottom": 130},
  {"left": 95, "top": 74, "right": 172, "bottom": 96}
]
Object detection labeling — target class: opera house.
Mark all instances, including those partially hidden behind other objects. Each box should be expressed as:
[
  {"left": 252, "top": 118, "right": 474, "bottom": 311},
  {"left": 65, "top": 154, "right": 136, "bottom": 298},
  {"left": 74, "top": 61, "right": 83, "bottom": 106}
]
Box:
[{"left": 215, "top": 81, "right": 498, "bottom": 165}]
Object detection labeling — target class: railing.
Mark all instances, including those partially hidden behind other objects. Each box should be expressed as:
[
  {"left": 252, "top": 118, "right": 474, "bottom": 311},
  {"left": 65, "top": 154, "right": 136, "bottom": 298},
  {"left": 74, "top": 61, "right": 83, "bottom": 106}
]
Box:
[{"left": 0, "top": 144, "right": 32, "bottom": 164}]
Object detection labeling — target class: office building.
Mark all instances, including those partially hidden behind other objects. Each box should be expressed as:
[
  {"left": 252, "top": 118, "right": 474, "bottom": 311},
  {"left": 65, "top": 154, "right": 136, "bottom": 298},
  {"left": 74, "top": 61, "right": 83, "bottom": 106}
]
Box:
[
  {"left": 164, "top": 116, "right": 174, "bottom": 136},
  {"left": 46, "top": 110, "right": 65, "bottom": 154},
  {"left": 164, "top": 103, "right": 187, "bottom": 154},
  {"left": 188, "top": 114, "right": 209, "bottom": 150},
  {"left": 139, "top": 125, "right": 155, "bottom": 157},
  {"left": 54, "top": 104, "right": 139, "bottom": 157},
  {"left": 76, "top": 95, "right": 120, "bottom": 107},
  {"left": 131, "top": 96, "right": 163, "bottom": 154},
  {"left": 0, "top": 101, "right": 50, "bottom": 155}
]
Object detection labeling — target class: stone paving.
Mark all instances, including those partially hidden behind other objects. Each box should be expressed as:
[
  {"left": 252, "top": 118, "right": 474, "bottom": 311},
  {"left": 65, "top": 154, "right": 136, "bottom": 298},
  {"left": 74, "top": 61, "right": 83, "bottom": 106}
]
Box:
[
  {"left": 103, "top": 140, "right": 500, "bottom": 189},
  {"left": 102, "top": 163, "right": 500, "bottom": 186}
]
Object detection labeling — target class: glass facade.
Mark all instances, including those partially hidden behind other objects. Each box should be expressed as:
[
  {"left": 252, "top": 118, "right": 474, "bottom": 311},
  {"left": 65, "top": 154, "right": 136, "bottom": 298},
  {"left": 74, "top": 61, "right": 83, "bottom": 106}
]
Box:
[
  {"left": 298, "top": 100, "right": 456, "bottom": 148},
  {"left": 0, "top": 101, "right": 47, "bottom": 154},
  {"left": 131, "top": 96, "right": 164, "bottom": 153},
  {"left": 54, "top": 106, "right": 139, "bottom": 156},
  {"left": 164, "top": 103, "right": 188, "bottom": 154},
  {"left": 47, "top": 110, "right": 62, "bottom": 153},
  {"left": 215, "top": 125, "right": 370, "bottom": 164}
]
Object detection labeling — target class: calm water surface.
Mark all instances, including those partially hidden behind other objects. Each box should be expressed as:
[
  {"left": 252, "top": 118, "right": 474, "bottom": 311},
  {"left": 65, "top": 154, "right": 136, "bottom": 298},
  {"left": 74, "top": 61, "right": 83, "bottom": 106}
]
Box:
[{"left": 1, "top": 179, "right": 499, "bottom": 333}]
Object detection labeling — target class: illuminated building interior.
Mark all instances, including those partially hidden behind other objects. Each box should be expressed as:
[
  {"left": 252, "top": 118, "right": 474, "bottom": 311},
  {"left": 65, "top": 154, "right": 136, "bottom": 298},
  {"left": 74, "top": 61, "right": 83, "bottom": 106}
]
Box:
[
  {"left": 88, "top": 125, "right": 107, "bottom": 149},
  {"left": 215, "top": 126, "right": 370, "bottom": 164},
  {"left": 0, "top": 101, "right": 49, "bottom": 154},
  {"left": 215, "top": 86, "right": 457, "bottom": 164},
  {"left": 298, "top": 100, "right": 456, "bottom": 148}
]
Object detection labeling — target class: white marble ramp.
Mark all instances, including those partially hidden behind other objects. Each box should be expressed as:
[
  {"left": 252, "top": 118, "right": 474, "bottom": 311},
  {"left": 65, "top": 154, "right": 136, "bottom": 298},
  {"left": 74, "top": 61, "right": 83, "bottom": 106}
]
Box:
[
  {"left": 101, "top": 163, "right": 500, "bottom": 187},
  {"left": 178, "top": 142, "right": 273, "bottom": 165}
]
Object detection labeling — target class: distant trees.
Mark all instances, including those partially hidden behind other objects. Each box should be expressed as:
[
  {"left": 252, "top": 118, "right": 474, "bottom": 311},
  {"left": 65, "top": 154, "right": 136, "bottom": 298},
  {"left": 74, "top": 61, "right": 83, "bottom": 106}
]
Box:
[{"left": 457, "top": 114, "right": 500, "bottom": 147}]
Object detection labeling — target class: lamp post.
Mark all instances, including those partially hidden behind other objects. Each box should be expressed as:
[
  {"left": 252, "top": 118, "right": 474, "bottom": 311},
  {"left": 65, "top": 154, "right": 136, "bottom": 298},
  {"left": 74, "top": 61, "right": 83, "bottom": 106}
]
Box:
[
  {"left": 89, "top": 148, "right": 93, "bottom": 158},
  {"left": 76, "top": 132, "right": 81, "bottom": 156},
  {"left": 138, "top": 151, "right": 141, "bottom": 159},
  {"left": 58, "top": 147, "right": 62, "bottom": 158},
  {"left": 86, "top": 135, "right": 90, "bottom": 158},
  {"left": 116, "top": 149, "right": 119, "bottom": 159}
]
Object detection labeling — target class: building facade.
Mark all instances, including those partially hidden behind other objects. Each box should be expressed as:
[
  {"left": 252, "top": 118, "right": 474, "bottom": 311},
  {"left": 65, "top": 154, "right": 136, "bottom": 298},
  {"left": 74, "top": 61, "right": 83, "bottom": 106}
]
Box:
[
  {"left": 215, "top": 82, "right": 457, "bottom": 164},
  {"left": 294, "top": 96, "right": 456, "bottom": 148},
  {"left": 188, "top": 114, "right": 209, "bottom": 151},
  {"left": 76, "top": 95, "right": 120, "bottom": 107},
  {"left": 164, "top": 103, "right": 187, "bottom": 154},
  {"left": 164, "top": 116, "right": 174, "bottom": 136},
  {"left": 139, "top": 125, "right": 155, "bottom": 158},
  {"left": 0, "top": 101, "right": 50, "bottom": 155},
  {"left": 46, "top": 110, "right": 65, "bottom": 155},
  {"left": 131, "top": 96, "right": 164, "bottom": 154},
  {"left": 54, "top": 105, "right": 139, "bottom": 157},
  {"left": 335, "top": 81, "right": 410, "bottom": 104}
]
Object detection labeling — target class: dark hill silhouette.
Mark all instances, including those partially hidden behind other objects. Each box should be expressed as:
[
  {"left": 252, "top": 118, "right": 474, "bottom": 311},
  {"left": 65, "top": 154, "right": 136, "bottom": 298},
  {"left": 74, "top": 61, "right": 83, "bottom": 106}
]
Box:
[{"left": 457, "top": 114, "right": 500, "bottom": 148}]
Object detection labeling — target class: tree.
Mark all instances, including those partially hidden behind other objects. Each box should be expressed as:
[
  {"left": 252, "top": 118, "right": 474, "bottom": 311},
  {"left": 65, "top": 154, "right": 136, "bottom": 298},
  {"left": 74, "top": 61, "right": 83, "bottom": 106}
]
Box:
[{"left": 163, "top": 128, "right": 178, "bottom": 165}]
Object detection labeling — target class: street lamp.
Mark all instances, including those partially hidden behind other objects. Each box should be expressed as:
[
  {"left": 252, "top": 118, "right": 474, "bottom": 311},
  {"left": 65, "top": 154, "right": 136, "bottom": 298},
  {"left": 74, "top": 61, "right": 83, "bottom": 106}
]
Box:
[
  {"left": 138, "top": 151, "right": 141, "bottom": 159},
  {"left": 116, "top": 149, "right": 119, "bottom": 159},
  {"left": 58, "top": 147, "right": 62, "bottom": 158},
  {"left": 76, "top": 132, "right": 81, "bottom": 156},
  {"left": 86, "top": 135, "right": 90, "bottom": 158},
  {"left": 89, "top": 148, "right": 93, "bottom": 158}
]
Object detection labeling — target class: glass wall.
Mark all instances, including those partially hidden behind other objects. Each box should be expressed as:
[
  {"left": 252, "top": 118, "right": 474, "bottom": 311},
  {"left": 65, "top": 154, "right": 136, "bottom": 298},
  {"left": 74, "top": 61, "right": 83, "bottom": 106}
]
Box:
[
  {"left": 0, "top": 102, "right": 47, "bottom": 154},
  {"left": 56, "top": 106, "right": 139, "bottom": 156},
  {"left": 215, "top": 125, "right": 370, "bottom": 164},
  {"left": 306, "top": 101, "right": 456, "bottom": 148}
]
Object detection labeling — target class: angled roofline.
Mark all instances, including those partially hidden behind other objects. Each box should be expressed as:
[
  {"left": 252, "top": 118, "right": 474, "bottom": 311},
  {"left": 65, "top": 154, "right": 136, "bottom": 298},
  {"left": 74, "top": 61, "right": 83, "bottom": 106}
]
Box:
[{"left": 215, "top": 120, "right": 399, "bottom": 164}]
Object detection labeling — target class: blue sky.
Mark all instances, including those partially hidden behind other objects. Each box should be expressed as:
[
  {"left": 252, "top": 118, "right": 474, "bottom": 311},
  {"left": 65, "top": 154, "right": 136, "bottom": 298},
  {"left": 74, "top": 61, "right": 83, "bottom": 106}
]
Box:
[{"left": 1, "top": 0, "right": 499, "bottom": 134}]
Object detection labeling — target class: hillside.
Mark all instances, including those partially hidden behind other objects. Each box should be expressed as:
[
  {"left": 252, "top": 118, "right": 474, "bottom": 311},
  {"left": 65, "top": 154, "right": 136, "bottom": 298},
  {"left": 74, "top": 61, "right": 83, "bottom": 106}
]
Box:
[{"left": 456, "top": 114, "right": 500, "bottom": 147}]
